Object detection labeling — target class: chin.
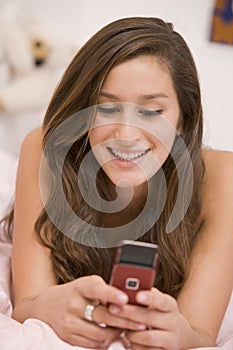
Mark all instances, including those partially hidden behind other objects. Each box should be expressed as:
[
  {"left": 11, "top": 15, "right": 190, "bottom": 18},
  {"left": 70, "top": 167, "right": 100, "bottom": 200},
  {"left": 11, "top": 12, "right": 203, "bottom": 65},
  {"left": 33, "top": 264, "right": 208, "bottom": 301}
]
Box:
[
  {"left": 102, "top": 160, "right": 162, "bottom": 189},
  {"left": 107, "top": 173, "right": 148, "bottom": 189}
]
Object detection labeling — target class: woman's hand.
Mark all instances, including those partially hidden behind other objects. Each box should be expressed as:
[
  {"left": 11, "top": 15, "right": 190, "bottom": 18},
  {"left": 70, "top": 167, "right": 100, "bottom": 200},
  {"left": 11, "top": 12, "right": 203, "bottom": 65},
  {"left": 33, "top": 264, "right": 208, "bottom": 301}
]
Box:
[
  {"left": 24, "top": 275, "right": 147, "bottom": 348},
  {"left": 108, "top": 288, "right": 188, "bottom": 350}
]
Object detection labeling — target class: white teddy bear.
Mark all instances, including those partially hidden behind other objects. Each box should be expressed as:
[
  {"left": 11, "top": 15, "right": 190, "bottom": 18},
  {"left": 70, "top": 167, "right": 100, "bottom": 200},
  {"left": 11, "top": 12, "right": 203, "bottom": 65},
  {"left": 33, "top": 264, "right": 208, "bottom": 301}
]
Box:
[
  {"left": 0, "top": 1, "right": 77, "bottom": 113},
  {"left": 0, "top": 1, "right": 78, "bottom": 155}
]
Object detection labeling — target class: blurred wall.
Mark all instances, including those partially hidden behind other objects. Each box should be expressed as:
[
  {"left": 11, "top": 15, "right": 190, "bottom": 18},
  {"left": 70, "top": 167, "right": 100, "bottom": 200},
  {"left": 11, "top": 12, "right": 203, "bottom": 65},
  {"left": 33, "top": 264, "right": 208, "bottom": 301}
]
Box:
[{"left": 0, "top": 0, "right": 232, "bottom": 151}]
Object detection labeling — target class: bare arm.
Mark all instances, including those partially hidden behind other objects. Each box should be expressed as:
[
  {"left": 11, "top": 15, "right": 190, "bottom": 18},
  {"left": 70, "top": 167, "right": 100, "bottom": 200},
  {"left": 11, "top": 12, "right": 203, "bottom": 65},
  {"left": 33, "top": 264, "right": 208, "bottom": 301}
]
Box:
[
  {"left": 12, "top": 127, "right": 57, "bottom": 320},
  {"left": 177, "top": 149, "right": 233, "bottom": 344}
]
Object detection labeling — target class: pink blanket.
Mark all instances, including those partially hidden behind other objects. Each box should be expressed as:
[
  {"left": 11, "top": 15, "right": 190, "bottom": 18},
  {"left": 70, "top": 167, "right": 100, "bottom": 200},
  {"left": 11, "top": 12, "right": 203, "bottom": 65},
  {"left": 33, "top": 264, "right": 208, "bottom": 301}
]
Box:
[{"left": 0, "top": 149, "right": 232, "bottom": 349}]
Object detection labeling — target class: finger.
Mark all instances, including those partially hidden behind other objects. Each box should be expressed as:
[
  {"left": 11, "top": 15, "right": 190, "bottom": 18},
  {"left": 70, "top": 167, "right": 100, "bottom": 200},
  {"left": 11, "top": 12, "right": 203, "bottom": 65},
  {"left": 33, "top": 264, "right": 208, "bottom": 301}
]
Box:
[
  {"left": 93, "top": 304, "right": 147, "bottom": 331},
  {"left": 126, "top": 329, "right": 177, "bottom": 349},
  {"left": 129, "top": 345, "right": 163, "bottom": 350},
  {"left": 61, "top": 331, "right": 105, "bottom": 348},
  {"left": 130, "top": 344, "right": 165, "bottom": 350},
  {"left": 109, "top": 303, "right": 177, "bottom": 331},
  {"left": 75, "top": 275, "right": 128, "bottom": 305},
  {"left": 136, "top": 288, "right": 177, "bottom": 312},
  {"left": 70, "top": 317, "right": 122, "bottom": 343}
]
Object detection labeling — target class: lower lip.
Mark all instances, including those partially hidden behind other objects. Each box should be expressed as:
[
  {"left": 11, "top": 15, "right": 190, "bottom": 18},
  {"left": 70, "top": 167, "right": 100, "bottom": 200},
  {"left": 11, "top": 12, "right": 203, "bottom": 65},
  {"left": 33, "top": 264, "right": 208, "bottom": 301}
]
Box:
[{"left": 111, "top": 153, "right": 147, "bottom": 168}]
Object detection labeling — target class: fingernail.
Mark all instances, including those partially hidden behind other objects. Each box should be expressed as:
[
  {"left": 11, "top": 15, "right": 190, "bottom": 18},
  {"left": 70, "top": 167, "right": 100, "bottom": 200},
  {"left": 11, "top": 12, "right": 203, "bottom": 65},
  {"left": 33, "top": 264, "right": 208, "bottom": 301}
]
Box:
[
  {"left": 135, "top": 323, "right": 146, "bottom": 330},
  {"left": 116, "top": 293, "right": 128, "bottom": 303},
  {"left": 109, "top": 304, "right": 121, "bottom": 314},
  {"left": 137, "top": 292, "right": 148, "bottom": 302}
]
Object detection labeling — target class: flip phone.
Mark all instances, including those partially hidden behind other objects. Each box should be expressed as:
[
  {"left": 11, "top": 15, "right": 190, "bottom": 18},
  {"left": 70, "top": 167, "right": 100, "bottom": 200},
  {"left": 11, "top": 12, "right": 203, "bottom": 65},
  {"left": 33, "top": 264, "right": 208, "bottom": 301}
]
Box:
[{"left": 109, "top": 240, "right": 159, "bottom": 304}]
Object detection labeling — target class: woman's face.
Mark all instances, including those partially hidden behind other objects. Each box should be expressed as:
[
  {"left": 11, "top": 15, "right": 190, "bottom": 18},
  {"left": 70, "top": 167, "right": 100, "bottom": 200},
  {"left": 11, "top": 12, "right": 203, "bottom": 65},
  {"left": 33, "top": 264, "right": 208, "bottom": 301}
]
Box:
[{"left": 89, "top": 55, "right": 180, "bottom": 188}]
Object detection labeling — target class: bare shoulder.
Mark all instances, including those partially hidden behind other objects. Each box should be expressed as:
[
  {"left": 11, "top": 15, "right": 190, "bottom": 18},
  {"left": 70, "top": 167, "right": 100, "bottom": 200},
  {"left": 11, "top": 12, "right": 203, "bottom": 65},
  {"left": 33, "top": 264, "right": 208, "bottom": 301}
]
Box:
[
  {"left": 202, "top": 148, "right": 233, "bottom": 171},
  {"left": 21, "top": 126, "right": 43, "bottom": 152},
  {"left": 201, "top": 148, "right": 233, "bottom": 219},
  {"left": 16, "top": 126, "right": 44, "bottom": 186},
  {"left": 19, "top": 126, "right": 44, "bottom": 165}
]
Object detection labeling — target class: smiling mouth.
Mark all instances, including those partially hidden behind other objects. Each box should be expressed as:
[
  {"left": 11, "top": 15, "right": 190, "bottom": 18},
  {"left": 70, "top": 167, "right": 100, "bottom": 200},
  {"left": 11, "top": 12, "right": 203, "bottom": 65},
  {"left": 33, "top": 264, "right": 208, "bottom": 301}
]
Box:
[{"left": 107, "top": 147, "right": 150, "bottom": 161}]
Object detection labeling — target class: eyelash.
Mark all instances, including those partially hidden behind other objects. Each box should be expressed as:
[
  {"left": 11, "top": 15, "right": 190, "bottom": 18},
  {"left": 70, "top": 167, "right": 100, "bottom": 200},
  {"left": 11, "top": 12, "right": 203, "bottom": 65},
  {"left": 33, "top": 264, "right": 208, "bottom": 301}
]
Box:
[
  {"left": 97, "top": 106, "right": 163, "bottom": 117},
  {"left": 138, "top": 109, "right": 163, "bottom": 117},
  {"left": 97, "top": 106, "right": 120, "bottom": 115}
]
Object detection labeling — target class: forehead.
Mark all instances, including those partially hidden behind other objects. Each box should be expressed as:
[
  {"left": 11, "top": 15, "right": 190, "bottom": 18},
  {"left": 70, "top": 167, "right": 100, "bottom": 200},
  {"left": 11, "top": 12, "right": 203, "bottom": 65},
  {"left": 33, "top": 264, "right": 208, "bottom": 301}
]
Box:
[
  {"left": 106, "top": 55, "right": 170, "bottom": 81},
  {"left": 100, "top": 55, "right": 176, "bottom": 102}
]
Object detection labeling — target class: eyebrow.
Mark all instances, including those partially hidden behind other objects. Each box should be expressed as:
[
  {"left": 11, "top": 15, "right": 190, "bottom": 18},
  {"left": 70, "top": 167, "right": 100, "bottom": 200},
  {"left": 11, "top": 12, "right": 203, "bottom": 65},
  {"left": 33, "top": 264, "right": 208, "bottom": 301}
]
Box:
[{"left": 99, "top": 91, "right": 169, "bottom": 100}]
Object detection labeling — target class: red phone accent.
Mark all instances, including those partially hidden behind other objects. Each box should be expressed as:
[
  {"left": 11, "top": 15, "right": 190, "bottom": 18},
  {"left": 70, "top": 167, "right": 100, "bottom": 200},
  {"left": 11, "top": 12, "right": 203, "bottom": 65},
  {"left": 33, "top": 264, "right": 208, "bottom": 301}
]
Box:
[
  {"left": 109, "top": 240, "right": 159, "bottom": 304},
  {"left": 110, "top": 263, "right": 156, "bottom": 304}
]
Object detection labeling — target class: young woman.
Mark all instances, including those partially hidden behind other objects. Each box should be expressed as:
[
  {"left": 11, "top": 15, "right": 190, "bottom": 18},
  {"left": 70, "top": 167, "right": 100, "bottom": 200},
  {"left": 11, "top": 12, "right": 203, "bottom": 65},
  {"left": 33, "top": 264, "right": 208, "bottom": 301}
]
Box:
[{"left": 10, "top": 17, "right": 233, "bottom": 349}]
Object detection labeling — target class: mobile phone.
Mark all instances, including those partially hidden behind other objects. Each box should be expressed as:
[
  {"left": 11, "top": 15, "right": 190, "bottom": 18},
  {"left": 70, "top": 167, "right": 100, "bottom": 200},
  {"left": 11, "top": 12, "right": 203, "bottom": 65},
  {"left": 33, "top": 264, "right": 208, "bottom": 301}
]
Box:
[{"left": 109, "top": 240, "right": 159, "bottom": 304}]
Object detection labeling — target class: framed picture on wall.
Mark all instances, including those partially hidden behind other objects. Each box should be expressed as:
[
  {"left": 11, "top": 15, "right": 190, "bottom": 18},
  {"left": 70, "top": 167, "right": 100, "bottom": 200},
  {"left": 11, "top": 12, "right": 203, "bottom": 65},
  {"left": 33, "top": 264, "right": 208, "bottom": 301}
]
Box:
[{"left": 210, "top": 0, "right": 233, "bottom": 44}]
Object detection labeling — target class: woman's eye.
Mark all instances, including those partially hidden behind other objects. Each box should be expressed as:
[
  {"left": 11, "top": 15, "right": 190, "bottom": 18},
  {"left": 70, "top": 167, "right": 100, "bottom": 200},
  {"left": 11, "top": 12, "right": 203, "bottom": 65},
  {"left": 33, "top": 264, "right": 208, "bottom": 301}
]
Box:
[
  {"left": 97, "top": 106, "right": 120, "bottom": 115},
  {"left": 139, "top": 109, "right": 163, "bottom": 117}
]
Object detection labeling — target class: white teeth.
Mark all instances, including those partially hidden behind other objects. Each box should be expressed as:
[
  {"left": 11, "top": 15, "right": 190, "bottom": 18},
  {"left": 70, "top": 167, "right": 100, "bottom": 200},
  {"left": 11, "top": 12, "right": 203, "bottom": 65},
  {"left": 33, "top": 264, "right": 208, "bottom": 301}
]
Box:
[{"left": 110, "top": 148, "right": 147, "bottom": 160}]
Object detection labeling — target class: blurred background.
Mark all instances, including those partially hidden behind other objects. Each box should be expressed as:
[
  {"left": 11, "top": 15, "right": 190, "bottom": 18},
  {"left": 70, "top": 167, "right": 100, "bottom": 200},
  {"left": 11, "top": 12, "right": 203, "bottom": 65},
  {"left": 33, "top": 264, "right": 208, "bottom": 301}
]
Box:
[{"left": 0, "top": 0, "right": 232, "bottom": 157}]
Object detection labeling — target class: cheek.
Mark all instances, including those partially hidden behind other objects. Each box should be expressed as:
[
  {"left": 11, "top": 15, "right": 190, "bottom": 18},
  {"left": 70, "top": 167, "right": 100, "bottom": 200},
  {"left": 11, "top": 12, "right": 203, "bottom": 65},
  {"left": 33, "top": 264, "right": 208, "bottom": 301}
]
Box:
[
  {"left": 146, "top": 121, "right": 177, "bottom": 153},
  {"left": 88, "top": 126, "right": 114, "bottom": 167},
  {"left": 89, "top": 130, "right": 98, "bottom": 148},
  {"left": 89, "top": 124, "right": 114, "bottom": 148},
  {"left": 148, "top": 134, "right": 170, "bottom": 165},
  {"left": 89, "top": 128, "right": 105, "bottom": 148}
]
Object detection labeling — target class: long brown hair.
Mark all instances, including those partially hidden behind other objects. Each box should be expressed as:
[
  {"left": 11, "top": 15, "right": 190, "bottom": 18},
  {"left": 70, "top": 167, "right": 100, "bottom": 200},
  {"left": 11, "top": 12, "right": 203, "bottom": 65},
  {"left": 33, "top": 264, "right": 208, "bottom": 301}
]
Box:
[{"left": 24, "top": 17, "right": 205, "bottom": 297}]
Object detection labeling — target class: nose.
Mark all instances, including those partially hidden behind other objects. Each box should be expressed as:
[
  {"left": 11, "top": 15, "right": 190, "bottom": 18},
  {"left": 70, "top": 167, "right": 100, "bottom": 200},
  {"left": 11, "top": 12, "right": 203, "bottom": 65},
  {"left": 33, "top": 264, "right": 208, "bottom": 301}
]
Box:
[
  {"left": 34, "top": 58, "right": 45, "bottom": 66},
  {"left": 115, "top": 122, "right": 142, "bottom": 141}
]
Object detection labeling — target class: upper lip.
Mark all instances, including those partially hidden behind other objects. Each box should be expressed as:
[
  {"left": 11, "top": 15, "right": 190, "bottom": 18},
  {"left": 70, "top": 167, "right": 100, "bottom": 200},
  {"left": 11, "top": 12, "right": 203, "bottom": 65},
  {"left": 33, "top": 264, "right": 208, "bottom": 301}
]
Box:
[{"left": 107, "top": 146, "right": 150, "bottom": 153}]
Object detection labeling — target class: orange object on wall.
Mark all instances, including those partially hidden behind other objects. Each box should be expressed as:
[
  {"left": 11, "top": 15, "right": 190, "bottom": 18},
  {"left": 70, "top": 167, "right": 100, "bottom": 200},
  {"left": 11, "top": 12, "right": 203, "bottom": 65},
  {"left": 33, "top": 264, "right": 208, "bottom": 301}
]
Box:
[{"left": 210, "top": 0, "right": 233, "bottom": 44}]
